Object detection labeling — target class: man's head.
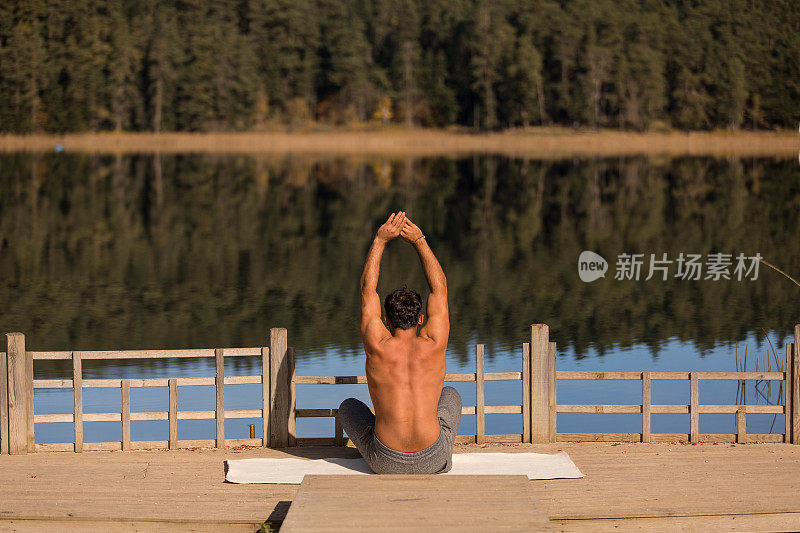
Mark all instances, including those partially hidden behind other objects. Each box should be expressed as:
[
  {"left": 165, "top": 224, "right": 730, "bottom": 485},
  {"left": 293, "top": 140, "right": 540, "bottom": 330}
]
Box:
[{"left": 384, "top": 286, "right": 423, "bottom": 331}]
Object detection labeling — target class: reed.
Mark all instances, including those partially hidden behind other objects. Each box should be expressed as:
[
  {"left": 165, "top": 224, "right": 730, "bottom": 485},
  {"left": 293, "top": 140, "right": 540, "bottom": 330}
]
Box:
[{"left": 735, "top": 332, "right": 786, "bottom": 434}]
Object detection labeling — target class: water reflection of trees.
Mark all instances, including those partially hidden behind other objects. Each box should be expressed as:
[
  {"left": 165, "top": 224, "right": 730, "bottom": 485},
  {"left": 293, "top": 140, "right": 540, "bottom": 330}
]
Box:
[{"left": 1, "top": 153, "right": 797, "bottom": 364}]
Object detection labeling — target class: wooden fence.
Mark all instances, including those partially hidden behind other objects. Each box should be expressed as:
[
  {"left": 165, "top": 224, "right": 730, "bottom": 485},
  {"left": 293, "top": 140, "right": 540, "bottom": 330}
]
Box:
[{"left": 2, "top": 324, "right": 799, "bottom": 454}]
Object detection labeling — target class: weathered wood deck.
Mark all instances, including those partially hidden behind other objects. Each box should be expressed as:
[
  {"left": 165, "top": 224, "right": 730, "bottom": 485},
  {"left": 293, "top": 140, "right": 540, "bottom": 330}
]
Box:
[{"left": 1, "top": 442, "right": 799, "bottom": 532}]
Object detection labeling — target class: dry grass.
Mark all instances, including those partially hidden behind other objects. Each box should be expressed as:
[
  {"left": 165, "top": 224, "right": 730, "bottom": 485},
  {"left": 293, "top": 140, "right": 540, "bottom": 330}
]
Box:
[{"left": 1, "top": 128, "right": 799, "bottom": 157}]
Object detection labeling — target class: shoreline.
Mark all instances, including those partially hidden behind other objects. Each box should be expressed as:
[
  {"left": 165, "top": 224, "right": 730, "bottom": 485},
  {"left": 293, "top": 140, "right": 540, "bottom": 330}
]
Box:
[{"left": 1, "top": 128, "right": 799, "bottom": 157}]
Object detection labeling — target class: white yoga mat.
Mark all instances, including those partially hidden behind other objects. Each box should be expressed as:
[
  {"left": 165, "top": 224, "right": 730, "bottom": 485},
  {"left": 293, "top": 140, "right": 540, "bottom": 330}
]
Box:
[{"left": 225, "top": 452, "right": 583, "bottom": 484}]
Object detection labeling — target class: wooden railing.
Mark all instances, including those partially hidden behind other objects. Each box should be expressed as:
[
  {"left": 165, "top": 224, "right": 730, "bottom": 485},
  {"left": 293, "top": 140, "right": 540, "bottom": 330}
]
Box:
[
  {"left": 1, "top": 329, "right": 294, "bottom": 454},
  {"left": 290, "top": 324, "right": 800, "bottom": 446},
  {"left": 2, "top": 324, "right": 799, "bottom": 454}
]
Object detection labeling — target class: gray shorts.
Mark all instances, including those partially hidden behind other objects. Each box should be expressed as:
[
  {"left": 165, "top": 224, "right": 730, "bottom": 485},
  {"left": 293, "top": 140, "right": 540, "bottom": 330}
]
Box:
[{"left": 335, "top": 386, "right": 462, "bottom": 474}]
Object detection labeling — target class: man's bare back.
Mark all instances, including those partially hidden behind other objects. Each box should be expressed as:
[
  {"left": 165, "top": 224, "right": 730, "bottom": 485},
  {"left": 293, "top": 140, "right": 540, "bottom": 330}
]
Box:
[
  {"left": 358, "top": 212, "right": 450, "bottom": 452},
  {"left": 365, "top": 330, "right": 446, "bottom": 451}
]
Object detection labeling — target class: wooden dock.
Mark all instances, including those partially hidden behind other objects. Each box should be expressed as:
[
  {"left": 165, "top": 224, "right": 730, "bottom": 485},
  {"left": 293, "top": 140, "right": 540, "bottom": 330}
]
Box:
[{"left": 1, "top": 442, "right": 799, "bottom": 532}]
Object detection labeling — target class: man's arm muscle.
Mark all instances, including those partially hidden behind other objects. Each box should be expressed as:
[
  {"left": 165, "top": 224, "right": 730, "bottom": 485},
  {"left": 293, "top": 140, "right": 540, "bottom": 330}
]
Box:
[
  {"left": 401, "top": 220, "right": 449, "bottom": 345},
  {"left": 360, "top": 212, "right": 405, "bottom": 349}
]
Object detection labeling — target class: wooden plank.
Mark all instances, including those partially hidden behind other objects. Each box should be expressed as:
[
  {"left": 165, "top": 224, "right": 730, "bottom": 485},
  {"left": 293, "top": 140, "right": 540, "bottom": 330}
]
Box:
[
  {"left": 261, "top": 346, "right": 269, "bottom": 447},
  {"left": 168, "top": 378, "right": 177, "bottom": 450},
  {"left": 131, "top": 412, "right": 168, "bottom": 421},
  {"left": 794, "top": 326, "right": 800, "bottom": 444},
  {"left": 522, "top": 342, "right": 530, "bottom": 443},
  {"left": 651, "top": 405, "right": 690, "bottom": 414},
  {"left": 292, "top": 371, "right": 520, "bottom": 385},
  {"left": 476, "top": 344, "right": 485, "bottom": 444},
  {"left": 225, "top": 410, "right": 262, "bottom": 419},
  {"left": 280, "top": 475, "right": 551, "bottom": 532},
  {"left": 25, "top": 339, "right": 33, "bottom": 452},
  {"left": 178, "top": 411, "right": 216, "bottom": 420},
  {"left": 530, "top": 324, "right": 550, "bottom": 443},
  {"left": 34, "top": 379, "right": 74, "bottom": 389},
  {"left": 651, "top": 433, "right": 691, "bottom": 442},
  {"left": 334, "top": 417, "right": 344, "bottom": 446},
  {"left": 121, "top": 380, "right": 131, "bottom": 451},
  {"left": 6, "top": 333, "right": 27, "bottom": 454},
  {"left": 642, "top": 371, "right": 651, "bottom": 443},
  {"left": 269, "top": 328, "right": 289, "bottom": 448},
  {"left": 485, "top": 372, "right": 522, "bottom": 380},
  {"left": 296, "top": 408, "right": 338, "bottom": 417},
  {"left": 737, "top": 406, "right": 747, "bottom": 443},
  {"left": 556, "top": 370, "right": 784, "bottom": 381},
  {"left": 0, "top": 518, "right": 261, "bottom": 531},
  {"left": 552, "top": 513, "right": 800, "bottom": 531},
  {"left": 690, "top": 372, "right": 699, "bottom": 443},
  {"left": 30, "top": 348, "right": 263, "bottom": 360},
  {"left": 650, "top": 371, "right": 691, "bottom": 380},
  {"left": 215, "top": 348, "right": 224, "bottom": 448},
  {"left": 695, "top": 371, "right": 784, "bottom": 380},
  {"left": 71, "top": 349, "right": 215, "bottom": 360},
  {"left": 30, "top": 351, "right": 73, "bottom": 360},
  {"left": 288, "top": 347, "right": 296, "bottom": 447},
  {"left": 73, "top": 352, "right": 83, "bottom": 453},
  {"left": 555, "top": 433, "right": 640, "bottom": 442},
  {"left": 548, "top": 341, "right": 557, "bottom": 441},
  {"left": 698, "top": 404, "right": 783, "bottom": 414},
  {"left": 786, "top": 343, "right": 793, "bottom": 444},
  {"left": 557, "top": 371, "right": 650, "bottom": 380},
  {"left": 485, "top": 405, "right": 521, "bottom": 414},
  {"left": 34, "top": 414, "right": 73, "bottom": 423},
  {"left": 0, "top": 350, "right": 8, "bottom": 454},
  {"left": 557, "top": 405, "right": 642, "bottom": 413}
]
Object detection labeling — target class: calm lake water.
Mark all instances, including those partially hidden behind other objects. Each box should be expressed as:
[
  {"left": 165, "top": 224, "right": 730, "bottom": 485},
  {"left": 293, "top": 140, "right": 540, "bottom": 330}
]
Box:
[{"left": 1, "top": 152, "right": 798, "bottom": 442}]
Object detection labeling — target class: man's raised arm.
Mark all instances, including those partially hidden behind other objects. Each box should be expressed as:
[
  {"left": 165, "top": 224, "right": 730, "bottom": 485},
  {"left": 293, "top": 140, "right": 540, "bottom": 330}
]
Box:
[
  {"left": 401, "top": 219, "right": 449, "bottom": 345},
  {"left": 360, "top": 212, "right": 405, "bottom": 346}
]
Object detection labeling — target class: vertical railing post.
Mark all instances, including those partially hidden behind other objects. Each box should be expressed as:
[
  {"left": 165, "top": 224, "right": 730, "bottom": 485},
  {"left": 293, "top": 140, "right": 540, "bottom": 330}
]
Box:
[
  {"left": 168, "top": 378, "right": 177, "bottom": 450},
  {"left": 737, "top": 406, "right": 747, "bottom": 443},
  {"left": 72, "top": 352, "right": 83, "bottom": 453},
  {"left": 793, "top": 325, "right": 800, "bottom": 445},
  {"left": 288, "top": 347, "right": 296, "bottom": 447},
  {"left": 642, "top": 372, "right": 651, "bottom": 443},
  {"left": 521, "top": 343, "right": 531, "bottom": 443},
  {"left": 785, "top": 343, "right": 793, "bottom": 444},
  {"left": 6, "top": 334, "right": 28, "bottom": 454},
  {"left": 121, "top": 379, "right": 131, "bottom": 451},
  {"left": 269, "top": 328, "right": 289, "bottom": 448},
  {"left": 0, "top": 347, "right": 8, "bottom": 455},
  {"left": 530, "top": 324, "right": 550, "bottom": 443},
  {"left": 690, "top": 372, "right": 699, "bottom": 443},
  {"left": 215, "top": 348, "right": 225, "bottom": 448},
  {"left": 25, "top": 340, "right": 33, "bottom": 452},
  {"left": 261, "top": 346, "right": 270, "bottom": 447},
  {"left": 548, "top": 342, "right": 557, "bottom": 441},
  {"left": 476, "top": 344, "right": 485, "bottom": 445}
]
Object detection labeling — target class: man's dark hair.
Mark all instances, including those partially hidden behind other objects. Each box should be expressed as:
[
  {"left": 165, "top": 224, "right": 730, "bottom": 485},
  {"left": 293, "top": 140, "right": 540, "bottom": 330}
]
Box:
[{"left": 384, "top": 286, "right": 423, "bottom": 330}]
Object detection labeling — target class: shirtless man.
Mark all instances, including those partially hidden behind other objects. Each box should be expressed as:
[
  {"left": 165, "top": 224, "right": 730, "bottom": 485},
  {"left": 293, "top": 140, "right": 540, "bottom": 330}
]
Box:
[{"left": 336, "top": 212, "right": 462, "bottom": 474}]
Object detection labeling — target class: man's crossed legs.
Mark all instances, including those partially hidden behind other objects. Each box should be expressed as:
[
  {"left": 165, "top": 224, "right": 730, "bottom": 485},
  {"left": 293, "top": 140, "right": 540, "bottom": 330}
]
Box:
[{"left": 336, "top": 386, "right": 462, "bottom": 474}]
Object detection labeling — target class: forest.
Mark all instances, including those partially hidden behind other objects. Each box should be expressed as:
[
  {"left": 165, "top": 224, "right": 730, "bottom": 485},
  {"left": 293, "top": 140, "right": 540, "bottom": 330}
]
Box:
[{"left": 1, "top": 0, "right": 798, "bottom": 133}]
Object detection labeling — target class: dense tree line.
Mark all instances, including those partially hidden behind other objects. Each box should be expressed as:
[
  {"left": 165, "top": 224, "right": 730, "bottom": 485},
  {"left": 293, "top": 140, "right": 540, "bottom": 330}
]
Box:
[{"left": 1, "top": 0, "right": 798, "bottom": 133}]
